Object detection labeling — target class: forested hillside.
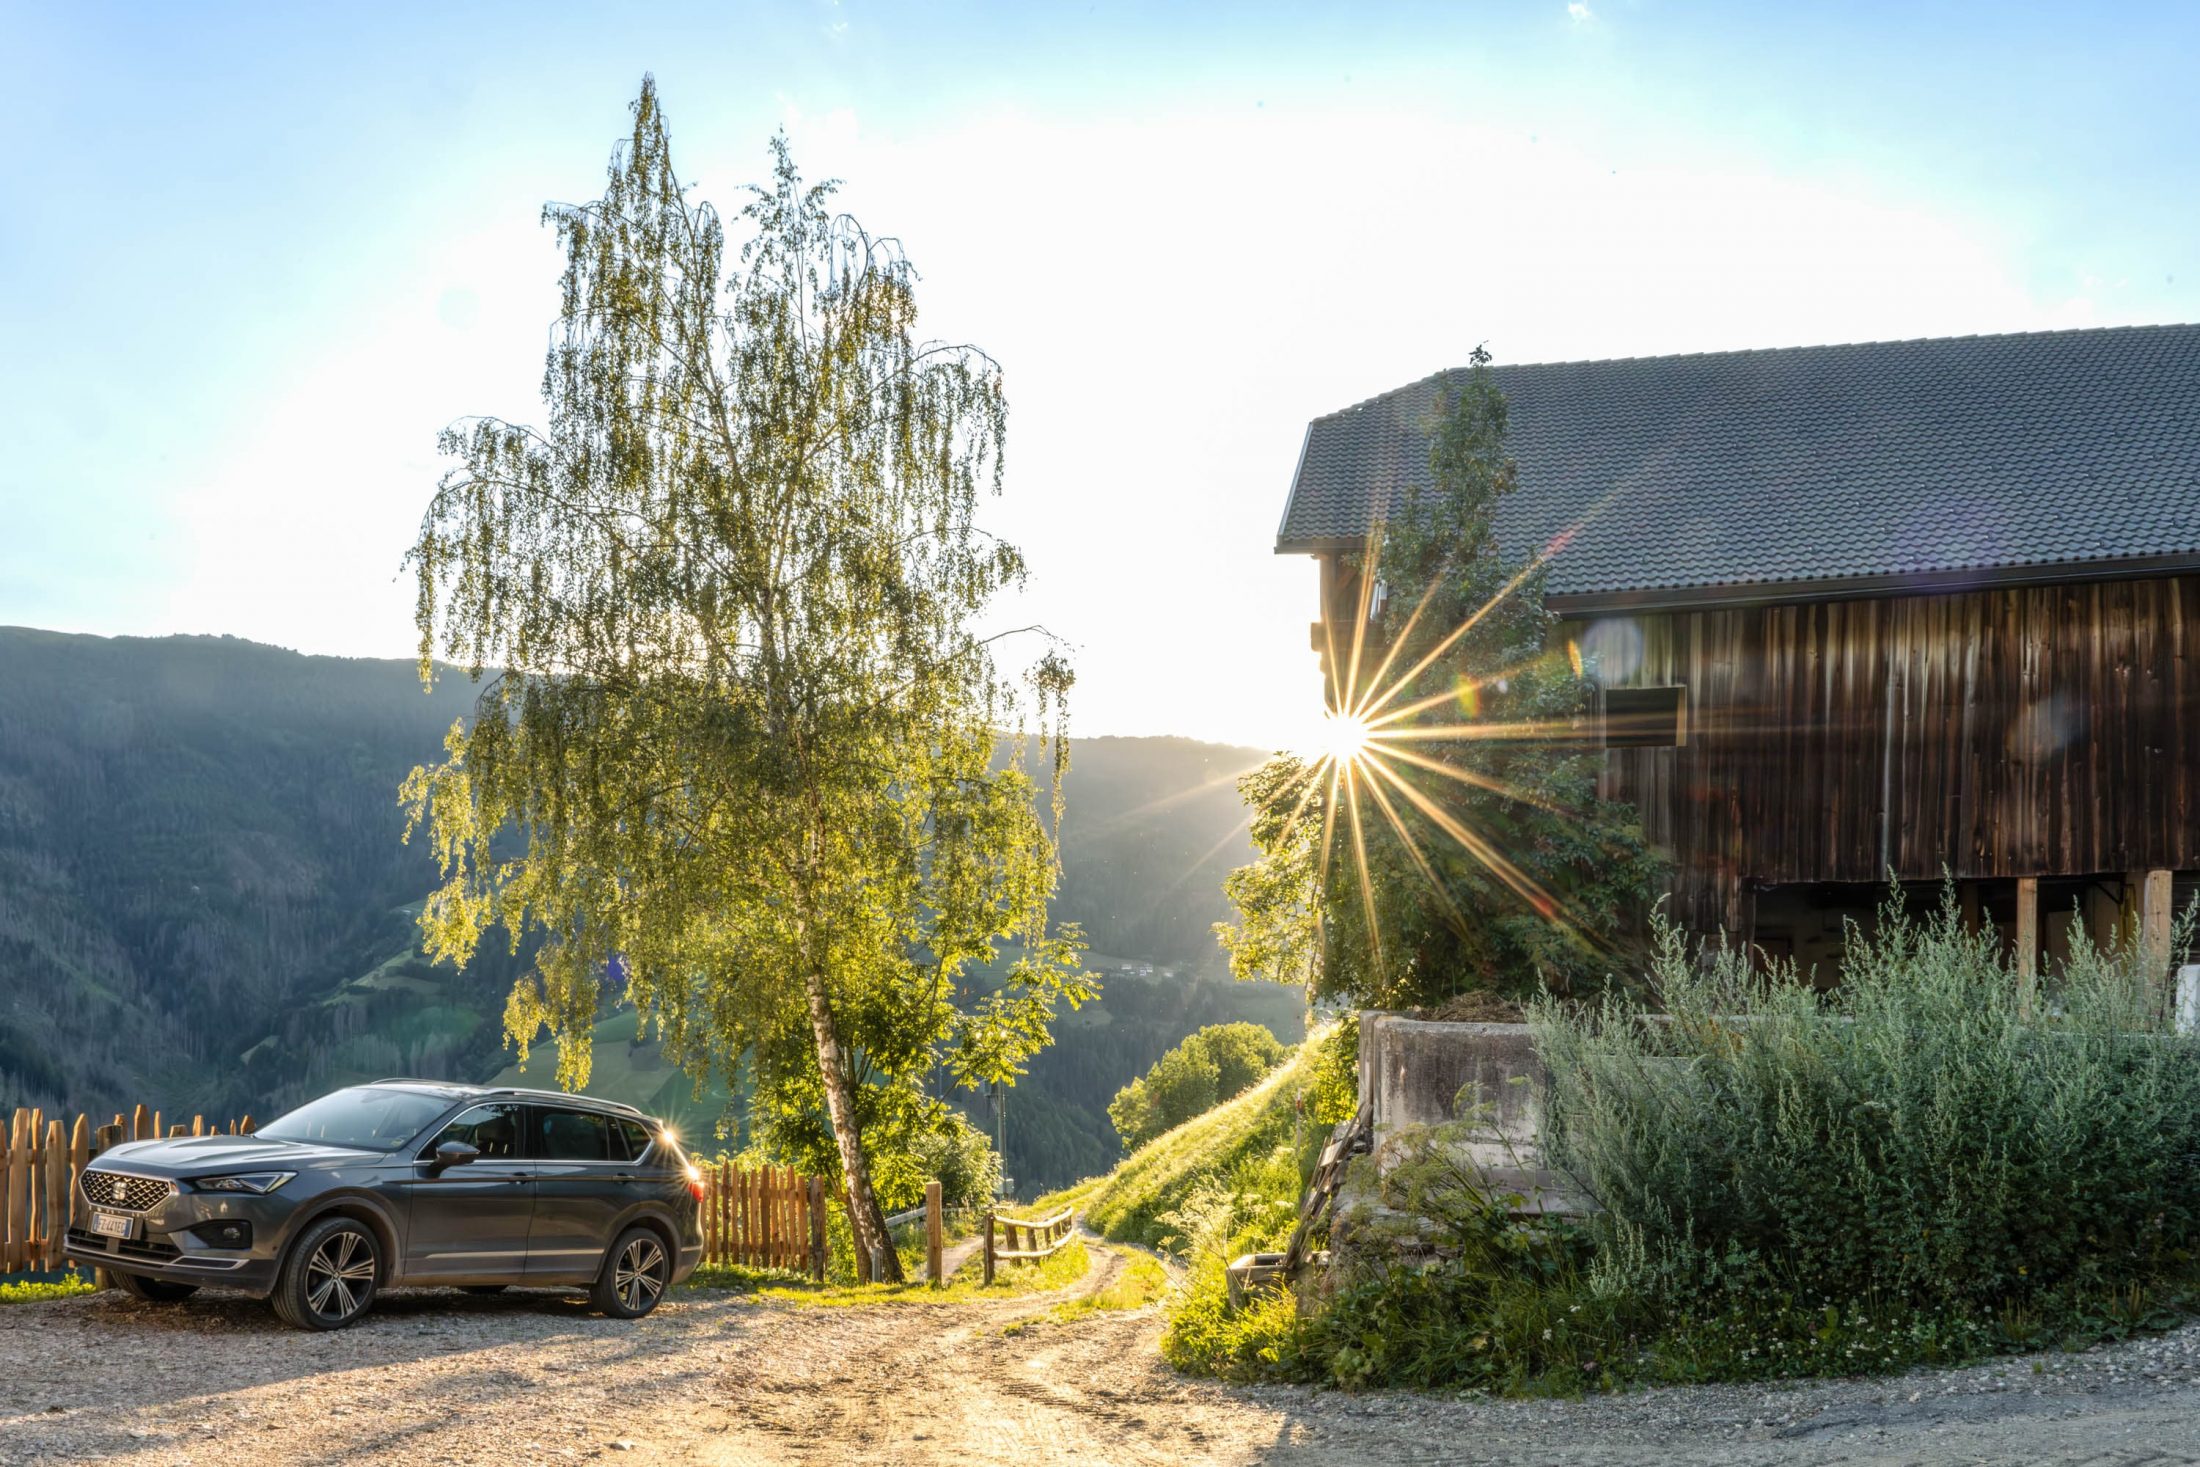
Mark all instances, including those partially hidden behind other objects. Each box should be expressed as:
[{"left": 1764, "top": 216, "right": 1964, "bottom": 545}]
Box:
[{"left": 0, "top": 628, "right": 1296, "bottom": 1179}]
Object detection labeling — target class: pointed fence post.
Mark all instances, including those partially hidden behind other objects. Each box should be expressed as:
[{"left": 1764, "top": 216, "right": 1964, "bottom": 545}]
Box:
[
  {"left": 925, "top": 1180, "right": 944, "bottom": 1287},
  {"left": 981, "top": 1207, "right": 996, "bottom": 1287}
]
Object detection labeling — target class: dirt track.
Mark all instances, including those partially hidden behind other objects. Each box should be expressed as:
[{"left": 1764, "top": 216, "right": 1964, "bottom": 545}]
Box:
[{"left": 3, "top": 1242, "right": 2199, "bottom": 1465}]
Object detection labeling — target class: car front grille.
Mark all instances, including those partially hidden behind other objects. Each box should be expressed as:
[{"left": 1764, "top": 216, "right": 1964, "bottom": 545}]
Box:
[{"left": 80, "top": 1170, "right": 171, "bottom": 1213}]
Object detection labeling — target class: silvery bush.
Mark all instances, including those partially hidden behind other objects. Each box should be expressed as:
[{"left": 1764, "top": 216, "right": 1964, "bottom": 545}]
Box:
[{"left": 1533, "top": 890, "right": 2200, "bottom": 1313}]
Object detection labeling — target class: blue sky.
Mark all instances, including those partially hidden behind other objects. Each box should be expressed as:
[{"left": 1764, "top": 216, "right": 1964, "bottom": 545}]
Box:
[{"left": 3, "top": 2, "right": 2195, "bottom": 747}]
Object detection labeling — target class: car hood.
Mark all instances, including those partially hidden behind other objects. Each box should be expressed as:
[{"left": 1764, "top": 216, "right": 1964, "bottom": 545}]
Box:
[{"left": 91, "top": 1134, "right": 384, "bottom": 1178}]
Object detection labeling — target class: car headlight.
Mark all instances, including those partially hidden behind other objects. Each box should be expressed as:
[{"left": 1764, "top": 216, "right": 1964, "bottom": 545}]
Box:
[{"left": 191, "top": 1172, "right": 295, "bottom": 1194}]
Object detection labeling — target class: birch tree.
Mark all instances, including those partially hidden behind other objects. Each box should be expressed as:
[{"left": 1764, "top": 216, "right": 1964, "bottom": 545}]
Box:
[{"left": 402, "top": 78, "right": 1087, "bottom": 1280}]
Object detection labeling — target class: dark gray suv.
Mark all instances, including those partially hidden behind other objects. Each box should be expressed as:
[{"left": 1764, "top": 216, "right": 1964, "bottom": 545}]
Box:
[{"left": 61, "top": 1081, "right": 704, "bottom": 1330}]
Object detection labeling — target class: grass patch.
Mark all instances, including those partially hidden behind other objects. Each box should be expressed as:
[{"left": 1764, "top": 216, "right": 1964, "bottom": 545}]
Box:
[
  {"left": 0, "top": 1274, "right": 94, "bottom": 1304},
  {"left": 689, "top": 1238, "right": 1093, "bottom": 1309},
  {"left": 1038, "top": 1250, "right": 1170, "bottom": 1328},
  {"left": 1047, "top": 1023, "right": 1342, "bottom": 1253}
]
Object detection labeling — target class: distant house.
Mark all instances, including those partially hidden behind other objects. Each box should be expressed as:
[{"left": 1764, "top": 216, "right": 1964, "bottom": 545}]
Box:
[{"left": 1276, "top": 324, "right": 2200, "bottom": 980}]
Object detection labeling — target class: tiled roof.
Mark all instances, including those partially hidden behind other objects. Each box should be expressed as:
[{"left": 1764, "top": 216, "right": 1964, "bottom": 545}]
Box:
[{"left": 1276, "top": 324, "right": 2200, "bottom": 608}]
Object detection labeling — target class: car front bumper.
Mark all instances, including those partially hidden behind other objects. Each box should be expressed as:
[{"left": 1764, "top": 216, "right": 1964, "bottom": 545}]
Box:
[{"left": 62, "top": 1190, "right": 298, "bottom": 1295}]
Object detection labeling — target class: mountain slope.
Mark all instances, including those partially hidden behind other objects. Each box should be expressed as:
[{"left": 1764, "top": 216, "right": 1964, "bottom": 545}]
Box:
[{"left": 0, "top": 627, "right": 1295, "bottom": 1180}]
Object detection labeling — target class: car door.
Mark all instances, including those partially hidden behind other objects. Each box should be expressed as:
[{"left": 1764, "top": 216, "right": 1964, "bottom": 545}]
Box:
[
  {"left": 524, "top": 1106, "right": 630, "bottom": 1282},
  {"left": 402, "top": 1102, "right": 535, "bottom": 1282}
]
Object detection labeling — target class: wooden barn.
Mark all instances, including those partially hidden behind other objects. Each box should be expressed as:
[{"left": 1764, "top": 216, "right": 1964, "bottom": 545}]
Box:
[{"left": 1277, "top": 324, "right": 2200, "bottom": 983}]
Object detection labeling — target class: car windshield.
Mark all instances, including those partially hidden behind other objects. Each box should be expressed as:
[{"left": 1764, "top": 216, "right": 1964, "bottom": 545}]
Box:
[{"left": 255, "top": 1087, "right": 454, "bottom": 1152}]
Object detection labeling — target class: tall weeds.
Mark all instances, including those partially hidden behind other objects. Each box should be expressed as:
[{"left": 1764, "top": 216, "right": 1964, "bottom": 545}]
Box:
[{"left": 1533, "top": 888, "right": 2200, "bottom": 1316}]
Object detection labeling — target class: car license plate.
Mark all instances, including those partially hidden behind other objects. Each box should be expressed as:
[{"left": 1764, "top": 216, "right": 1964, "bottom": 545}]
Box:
[{"left": 91, "top": 1210, "right": 135, "bottom": 1240}]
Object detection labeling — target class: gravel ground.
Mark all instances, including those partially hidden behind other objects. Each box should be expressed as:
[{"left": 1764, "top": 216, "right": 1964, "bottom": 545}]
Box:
[{"left": 3, "top": 1245, "right": 2199, "bottom": 1465}]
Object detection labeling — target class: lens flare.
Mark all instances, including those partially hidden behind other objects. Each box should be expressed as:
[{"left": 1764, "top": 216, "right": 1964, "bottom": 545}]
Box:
[
  {"left": 1320, "top": 710, "right": 1374, "bottom": 766},
  {"left": 1273, "top": 501, "right": 1637, "bottom": 979}
]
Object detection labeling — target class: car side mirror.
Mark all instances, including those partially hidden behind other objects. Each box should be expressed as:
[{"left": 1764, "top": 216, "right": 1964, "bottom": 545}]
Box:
[{"left": 430, "top": 1141, "right": 479, "bottom": 1171}]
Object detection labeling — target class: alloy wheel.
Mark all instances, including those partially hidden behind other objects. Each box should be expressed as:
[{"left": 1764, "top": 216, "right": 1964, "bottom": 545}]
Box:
[
  {"left": 614, "top": 1235, "right": 666, "bottom": 1312},
  {"left": 305, "top": 1229, "right": 376, "bottom": 1322}
]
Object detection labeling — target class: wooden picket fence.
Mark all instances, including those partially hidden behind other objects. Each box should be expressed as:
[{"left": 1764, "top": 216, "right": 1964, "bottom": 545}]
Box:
[
  {"left": 698, "top": 1162, "right": 826, "bottom": 1279},
  {"left": 3, "top": 1104, "right": 255, "bottom": 1273}
]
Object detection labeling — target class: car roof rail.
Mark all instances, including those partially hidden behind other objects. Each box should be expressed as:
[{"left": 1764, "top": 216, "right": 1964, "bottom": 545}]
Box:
[
  {"left": 364, "top": 1077, "right": 649, "bottom": 1119},
  {"left": 482, "top": 1085, "right": 647, "bottom": 1117}
]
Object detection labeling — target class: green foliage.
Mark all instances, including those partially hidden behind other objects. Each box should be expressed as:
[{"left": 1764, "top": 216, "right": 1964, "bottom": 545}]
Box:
[
  {"left": 1107, "top": 1022, "right": 1289, "bottom": 1153},
  {"left": 1302, "top": 1010, "right": 1360, "bottom": 1128},
  {"left": 400, "top": 78, "right": 1088, "bottom": 1266},
  {"left": 1319, "top": 348, "right": 1661, "bottom": 1008},
  {"left": 980, "top": 966, "right": 1303, "bottom": 1193},
  {"left": 0, "top": 1273, "right": 95, "bottom": 1304},
  {"left": 1160, "top": 1252, "right": 1301, "bottom": 1381},
  {"left": 1200, "top": 1021, "right": 1289, "bottom": 1097},
  {"left": 1534, "top": 890, "right": 2200, "bottom": 1317},
  {"left": 1067, "top": 1023, "right": 1344, "bottom": 1251},
  {"left": 906, "top": 1105, "right": 1004, "bottom": 1211},
  {"left": 1213, "top": 754, "right": 1322, "bottom": 990},
  {"left": 1165, "top": 901, "right": 2200, "bottom": 1394}
]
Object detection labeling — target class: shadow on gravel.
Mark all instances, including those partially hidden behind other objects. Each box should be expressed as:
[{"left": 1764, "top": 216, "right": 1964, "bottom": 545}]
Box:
[{"left": 0, "top": 1285, "right": 773, "bottom": 1420}]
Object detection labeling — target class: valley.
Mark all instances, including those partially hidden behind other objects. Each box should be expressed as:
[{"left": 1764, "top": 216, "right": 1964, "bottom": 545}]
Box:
[{"left": 0, "top": 627, "right": 1300, "bottom": 1187}]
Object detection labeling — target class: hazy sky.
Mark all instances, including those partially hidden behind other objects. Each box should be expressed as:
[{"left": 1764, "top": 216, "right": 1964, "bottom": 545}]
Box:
[{"left": 4, "top": 2, "right": 2196, "bottom": 750}]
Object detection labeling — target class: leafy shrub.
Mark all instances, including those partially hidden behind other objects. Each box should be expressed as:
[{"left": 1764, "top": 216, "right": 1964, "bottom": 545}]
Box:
[
  {"left": 1108, "top": 1022, "right": 1288, "bottom": 1152},
  {"left": 1069, "top": 1024, "right": 1337, "bottom": 1250},
  {"left": 1535, "top": 891, "right": 2200, "bottom": 1318},
  {"left": 0, "top": 1274, "right": 94, "bottom": 1305},
  {"left": 907, "top": 1106, "right": 1003, "bottom": 1210},
  {"left": 1165, "top": 892, "right": 2200, "bottom": 1394}
]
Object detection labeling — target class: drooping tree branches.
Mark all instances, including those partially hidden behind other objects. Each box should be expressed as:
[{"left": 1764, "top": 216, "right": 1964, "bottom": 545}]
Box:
[{"left": 402, "top": 78, "right": 1088, "bottom": 1279}]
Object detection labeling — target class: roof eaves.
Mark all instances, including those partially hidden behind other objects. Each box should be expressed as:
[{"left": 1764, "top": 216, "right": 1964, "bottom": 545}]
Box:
[
  {"left": 1273, "top": 421, "right": 1318, "bottom": 553},
  {"left": 1547, "top": 550, "right": 2200, "bottom": 616}
]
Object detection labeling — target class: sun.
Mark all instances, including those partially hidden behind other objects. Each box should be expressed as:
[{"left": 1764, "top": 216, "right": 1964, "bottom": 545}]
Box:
[{"left": 1319, "top": 709, "right": 1374, "bottom": 766}]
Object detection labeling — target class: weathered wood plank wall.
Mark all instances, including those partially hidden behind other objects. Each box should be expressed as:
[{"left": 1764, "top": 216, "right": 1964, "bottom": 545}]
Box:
[{"left": 1570, "top": 574, "right": 2200, "bottom": 932}]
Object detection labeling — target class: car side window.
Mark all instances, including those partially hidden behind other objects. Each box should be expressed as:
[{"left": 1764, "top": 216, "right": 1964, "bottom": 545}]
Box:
[
  {"left": 609, "top": 1118, "right": 652, "bottom": 1162},
  {"left": 537, "top": 1108, "right": 610, "bottom": 1161},
  {"left": 421, "top": 1103, "right": 524, "bottom": 1161}
]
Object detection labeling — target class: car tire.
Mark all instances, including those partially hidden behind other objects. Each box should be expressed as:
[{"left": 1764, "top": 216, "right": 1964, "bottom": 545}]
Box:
[
  {"left": 112, "top": 1271, "right": 198, "bottom": 1303},
  {"left": 590, "top": 1226, "right": 670, "bottom": 1319},
  {"left": 271, "top": 1216, "right": 381, "bottom": 1331},
  {"left": 460, "top": 1284, "right": 508, "bottom": 1295}
]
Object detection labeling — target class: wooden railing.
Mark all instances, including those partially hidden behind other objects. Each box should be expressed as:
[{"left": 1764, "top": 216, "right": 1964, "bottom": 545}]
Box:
[
  {"left": 980, "top": 1204, "right": 1075, "bottom": 1285},
  {"left": 698, "top": 1162, "right": 827, "bottom": 1280},
  {"left": 4, "top": 1105, "right": 255, "bottom": 1273}
]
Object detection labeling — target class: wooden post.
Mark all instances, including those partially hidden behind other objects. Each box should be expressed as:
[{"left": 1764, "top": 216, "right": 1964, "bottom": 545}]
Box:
[
  {"left": 68, "top": 1116, "right": 90, "bottom": 1233},
  {"left": 239, "top": 1114, "right": 254, "bottom": 1135},
  {"left": 2015, "top": 877, "right": 2039, "bottom": 1018},
  {"left": 40, "top": 1120, "right": 64, "bottom": 1270},
  {"left": 807, "top": 1176, "right": 827, "bottom": 1281},
  {"left": 924, "top": 1179, "right": 944, "bottom": 1287},
  {"left": 981, "top": 1207, "right": 996, "bottom": 1287},
  {"left": 2140, "top": 868, "right": 2175, "bottom": 1008},
  {"left": 7, "top": 1109, "right": 28, "bottom": 1273},
  {"left": 131, "top": 1104, "right": 150, "bottom": 1143},
  {"left": 93, "top": 1123, "right": 121, "bottom": 1156}
]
